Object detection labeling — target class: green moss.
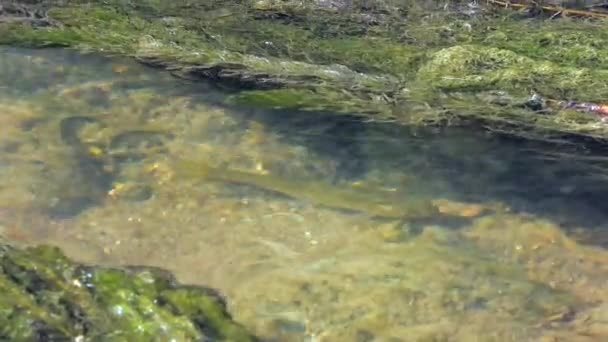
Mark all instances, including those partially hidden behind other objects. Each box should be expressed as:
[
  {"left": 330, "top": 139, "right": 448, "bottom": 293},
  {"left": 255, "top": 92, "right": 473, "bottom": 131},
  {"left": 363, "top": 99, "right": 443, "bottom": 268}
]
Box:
[
  {"left": 0, "top": 242, "right": 258, "bottom": 341},
  {"left": 192, "top": 11, "right": 426, "bottom": 77},
  {"left": 161, "top": 288, "right": 255, "bottom": 342},
  {"left": 228, "top": 88, "right": 394, "bottom": 115},
  {"left": 556, "top": 109, "right": 599, "bottom": 125},
  {"left": 475, "top": 19, "right": 608, "bottom": 69},
  {"left": 416, "top": 44, "right": 608, "bottom": 100}
]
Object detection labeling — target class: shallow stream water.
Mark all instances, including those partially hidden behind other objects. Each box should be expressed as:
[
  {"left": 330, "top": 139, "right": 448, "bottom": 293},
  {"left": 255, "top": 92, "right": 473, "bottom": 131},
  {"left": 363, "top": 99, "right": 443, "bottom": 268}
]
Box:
[{"left": 1, "top": 47, "right": 608, "bottom": 341}]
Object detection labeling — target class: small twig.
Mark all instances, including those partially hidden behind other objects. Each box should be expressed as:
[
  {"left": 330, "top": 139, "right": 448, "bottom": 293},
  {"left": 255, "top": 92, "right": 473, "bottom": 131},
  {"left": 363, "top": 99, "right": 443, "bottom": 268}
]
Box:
[
  {"left": 550, "top": 9, "right": 562, "bottom": 19},
  {"left": 486, "top": 0, "right": 608, "bottom": 19}
]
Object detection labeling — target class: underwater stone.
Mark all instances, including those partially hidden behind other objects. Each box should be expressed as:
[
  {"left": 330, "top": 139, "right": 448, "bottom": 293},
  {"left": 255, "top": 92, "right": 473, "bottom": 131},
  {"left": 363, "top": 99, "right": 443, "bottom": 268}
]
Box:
[
  {"left": 59, "top": 116, "right": 101, "bottom": 146},
  {"left": 355, "top": 329, "right": 375, "bottom": 342},
  {"left": 0, "top": 241, "right": 259, "bottom": 341},
  {"left": 109, "top": 130, "right": 172, "bottom": 164}
]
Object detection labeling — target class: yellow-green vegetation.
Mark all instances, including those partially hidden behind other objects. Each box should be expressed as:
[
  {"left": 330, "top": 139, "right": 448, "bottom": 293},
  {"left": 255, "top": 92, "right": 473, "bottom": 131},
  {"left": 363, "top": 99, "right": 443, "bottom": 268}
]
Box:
[
  {"left": 0, "top": 240, "right": 258, "bottom": 341},
  {"left": 3, "top": 1, "right": 608, "bottom": 141}
]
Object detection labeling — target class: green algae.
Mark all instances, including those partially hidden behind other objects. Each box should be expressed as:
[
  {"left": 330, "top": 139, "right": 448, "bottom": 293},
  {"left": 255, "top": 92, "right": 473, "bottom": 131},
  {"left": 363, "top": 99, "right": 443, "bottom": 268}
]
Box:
[
  {"left": 473, "top": 18, "right": 608, "bottom": 69},
  {"left": 0, "top": 240, "right": 258, "bottom": 341},
  {"left": 227, "top": 87, "right": 396, "bottom": 115},
  {"left": 417, "top": 44, "right": 608, "bottom": 101},
  {"left": 2, "top": 1, "right": 608, "bottom": 140}
]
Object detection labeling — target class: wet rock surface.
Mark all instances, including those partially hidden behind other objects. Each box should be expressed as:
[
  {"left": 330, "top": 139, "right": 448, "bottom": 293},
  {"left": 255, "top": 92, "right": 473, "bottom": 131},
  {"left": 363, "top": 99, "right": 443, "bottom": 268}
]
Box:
[
  {"left": 0, "top": 1, "right": 59, "bottom": 27},
  {"left": 0, "top": 239, "right": 258, "bottom": 341}
]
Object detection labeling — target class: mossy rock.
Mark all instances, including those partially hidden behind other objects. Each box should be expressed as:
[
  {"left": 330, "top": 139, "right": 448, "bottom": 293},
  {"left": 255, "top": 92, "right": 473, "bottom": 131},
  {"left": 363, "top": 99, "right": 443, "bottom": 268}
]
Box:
[{"left": 0, "top": 241, "right": 258, "bottom": 341}]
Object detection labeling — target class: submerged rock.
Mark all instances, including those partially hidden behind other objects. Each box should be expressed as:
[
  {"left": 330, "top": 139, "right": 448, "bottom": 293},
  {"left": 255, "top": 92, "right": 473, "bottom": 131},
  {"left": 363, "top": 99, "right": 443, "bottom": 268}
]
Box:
[
  {"left": 0, "top": 1, "right": 60, "bottom": 27},
  {"left": 0, "top": 240, "right": 258, "bottom": 341}
]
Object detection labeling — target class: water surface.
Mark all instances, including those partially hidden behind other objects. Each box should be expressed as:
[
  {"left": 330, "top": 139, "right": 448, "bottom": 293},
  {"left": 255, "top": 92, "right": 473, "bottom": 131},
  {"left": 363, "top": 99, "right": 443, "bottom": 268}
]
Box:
[{"left": 1, "top": 46, "right": 607, "bottom": 341}]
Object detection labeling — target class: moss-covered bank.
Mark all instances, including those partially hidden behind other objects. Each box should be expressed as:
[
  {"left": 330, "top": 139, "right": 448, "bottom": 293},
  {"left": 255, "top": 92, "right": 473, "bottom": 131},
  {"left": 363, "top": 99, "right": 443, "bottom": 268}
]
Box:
[
  {"left": 0, "top": 239, "right": 258, "bottom": 341},
  {"left": 2, "top": 0, "right": 608, "bottom": 142}
]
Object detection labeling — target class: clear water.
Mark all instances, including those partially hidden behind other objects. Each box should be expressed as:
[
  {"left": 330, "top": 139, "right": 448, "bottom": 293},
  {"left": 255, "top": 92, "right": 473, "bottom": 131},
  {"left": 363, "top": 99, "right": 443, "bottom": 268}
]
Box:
[{"left": 1, "top": 46, "right": 607, "bottom": 341}]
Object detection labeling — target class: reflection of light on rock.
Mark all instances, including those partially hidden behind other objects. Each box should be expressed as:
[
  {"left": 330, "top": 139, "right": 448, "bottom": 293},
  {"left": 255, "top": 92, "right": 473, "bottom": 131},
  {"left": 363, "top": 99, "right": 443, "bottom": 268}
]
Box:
[
  {"left": 113, "top": 305, "right": 124, "bottom": 316},
  {"left": 434, "top": 198, "right": 485, "bottom": 218},
  {"left": 559, "top": 185, "right": 576, "bottom": 194},
  {"left": 111, "top": 64, "right": 129, "bottom": 74}
]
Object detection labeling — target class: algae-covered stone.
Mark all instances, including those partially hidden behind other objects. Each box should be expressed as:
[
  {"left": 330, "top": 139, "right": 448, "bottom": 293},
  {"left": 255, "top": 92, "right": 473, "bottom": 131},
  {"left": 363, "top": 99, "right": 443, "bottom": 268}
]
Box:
[{"left": 0, "top": 241, "right": 258, "bottom": 341}]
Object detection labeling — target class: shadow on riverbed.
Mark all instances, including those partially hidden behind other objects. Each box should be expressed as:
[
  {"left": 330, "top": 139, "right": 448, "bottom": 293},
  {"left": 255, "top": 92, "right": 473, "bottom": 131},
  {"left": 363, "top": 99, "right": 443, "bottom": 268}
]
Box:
[{"left": 230, "top": 105, "right": 608, "bottom": 241}]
